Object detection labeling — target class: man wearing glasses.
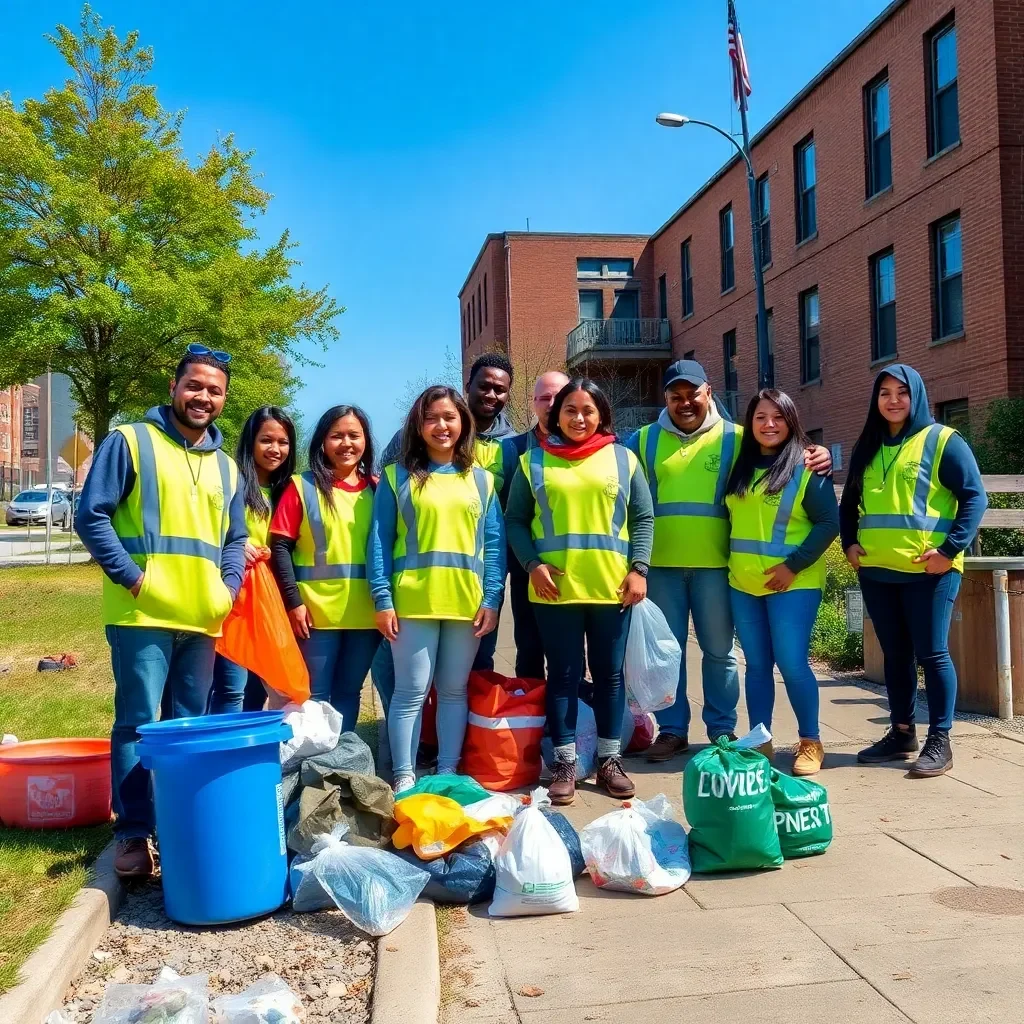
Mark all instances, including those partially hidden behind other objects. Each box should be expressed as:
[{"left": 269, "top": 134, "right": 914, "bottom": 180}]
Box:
[{"left": 78, "top": 345, "right": 248, "bottom": 878}]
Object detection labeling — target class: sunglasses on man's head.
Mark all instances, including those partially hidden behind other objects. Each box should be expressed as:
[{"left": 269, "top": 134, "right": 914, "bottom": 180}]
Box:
[{"left": 186, "top": 343, "right": 232, "bottom": 364}]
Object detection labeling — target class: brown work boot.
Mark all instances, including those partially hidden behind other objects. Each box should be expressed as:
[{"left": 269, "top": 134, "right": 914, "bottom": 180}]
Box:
[
  {"left": 646, "top": 732, "right": 689, "bottom": 762},
  {"left": 114, "top": 837, "right": 155, "bottom": 879},
  {"left": 548, "top": 758, "right": 577, "bottom": 806},
  {"left": 596, "top": 756, "right": 636, "bottom": 799}
]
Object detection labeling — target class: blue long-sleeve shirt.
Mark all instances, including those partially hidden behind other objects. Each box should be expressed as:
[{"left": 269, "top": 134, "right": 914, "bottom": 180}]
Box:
[
  {"left": 77, "top": 406, "right": 247, "bottom": 598},
  {"left": 367, "top": 463, "right": 507, "bottom": 612}
]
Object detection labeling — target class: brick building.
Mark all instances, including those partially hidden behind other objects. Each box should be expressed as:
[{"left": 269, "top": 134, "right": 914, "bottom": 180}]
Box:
[{"left": 458, "top": 0, "right": 1023, "bottom": 471}]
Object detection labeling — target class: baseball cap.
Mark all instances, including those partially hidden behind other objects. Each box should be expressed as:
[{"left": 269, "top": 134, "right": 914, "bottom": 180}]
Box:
[{"left": 663, "top": 359, "right": 709, "bottom": 390}]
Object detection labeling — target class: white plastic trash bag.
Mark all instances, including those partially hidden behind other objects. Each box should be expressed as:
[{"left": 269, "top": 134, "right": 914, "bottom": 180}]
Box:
[
  {"left": 488, "top": 788, "right": 580, "bottom": 917},
  {"left": 94, "top": 972, "right": 208, "bottom": 1024},
  {"left": 541, "top": 699, "right": 597, "bottom": 781},
  {"left": 463, "top": 793, "right": 522, "bottom": 821},
  {"left": 624, "top": 599, "right": 681, "bottom": 715},
  {"left": 581, "top": 794, "right": 691, "bottom": 896},
  {"left": 212, "top": 973, "right": 303, "bottom": 1023},
  {"left": 301, "top": 824, "right": 429, "bottom": 935},
  {"left": 279, "top": 700, "right": 343, "bottom": 772}
]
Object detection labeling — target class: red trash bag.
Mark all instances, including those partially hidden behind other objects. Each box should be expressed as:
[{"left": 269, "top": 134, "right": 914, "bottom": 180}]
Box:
[
  {"left": 625, "top": 713, "right": 656, "bottom": 754},
  {"left": 215, "top": 554, "right": 310, "bottom": 706},
  {"left": 461, "top": 671, "right": 546, "bottom": 792},
  {"left": 420, "top": 687, "right": 438, "bottom": 747}
]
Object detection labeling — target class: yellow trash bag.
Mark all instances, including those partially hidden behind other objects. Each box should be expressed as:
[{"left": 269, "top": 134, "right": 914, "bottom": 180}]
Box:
[{"left": 391, "top": 793, "right": 513, "bottom": 861}]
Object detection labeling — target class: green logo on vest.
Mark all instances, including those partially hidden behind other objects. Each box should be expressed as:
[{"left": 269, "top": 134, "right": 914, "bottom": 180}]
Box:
[
  {"left": 763, "top": 490, "right": 782, "bottom": 507},
  {"left": 704, "top": 454, "right": 721, "bottom": 473},
  {"left": 210, "top": 487, "right": 224, "bottom": 511},
  {"left": 603, "top": 475, "right": 620, "bottom": 498},
  {"left": 467, "top": 499, "right": 482, "bottom": 518},
  {"left": 902, "top": 461, "right": 921, "bottom": 485}
]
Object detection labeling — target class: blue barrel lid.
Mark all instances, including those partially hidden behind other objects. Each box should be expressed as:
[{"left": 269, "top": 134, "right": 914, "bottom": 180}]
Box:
[{"left": 137, "top": 710, "right": 292, "bottom": 758}]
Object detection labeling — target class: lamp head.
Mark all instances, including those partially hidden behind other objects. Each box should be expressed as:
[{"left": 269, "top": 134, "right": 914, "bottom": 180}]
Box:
[{"left": 655, "top": 112, "right": 689, "bottom": 128}]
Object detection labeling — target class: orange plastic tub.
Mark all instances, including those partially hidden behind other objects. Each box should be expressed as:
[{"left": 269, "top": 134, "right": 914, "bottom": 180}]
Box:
[{"left": 0, "top": 738, "right": 112, "bottom": 829}]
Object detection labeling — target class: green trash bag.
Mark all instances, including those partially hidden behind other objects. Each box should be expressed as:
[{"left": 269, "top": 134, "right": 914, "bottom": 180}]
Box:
[
  {"left": 770, "top": 769, "right": 833, "bottom": 858},
  {"left": 683, "top": 737, "right": 783, "bottom": 873},
  {"left": 395, "top": 773, "right": 490, "bottom": 807}
]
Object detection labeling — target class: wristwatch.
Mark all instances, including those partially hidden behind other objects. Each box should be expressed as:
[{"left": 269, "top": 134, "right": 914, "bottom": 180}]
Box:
[{"left": 629, "top": 561, "right": 649, "bottom": 578}]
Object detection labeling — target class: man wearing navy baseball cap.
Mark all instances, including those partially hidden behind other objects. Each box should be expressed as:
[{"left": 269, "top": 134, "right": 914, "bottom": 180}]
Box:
[{"left": 625, "top": 358, "right": 831, "bottom": 760}]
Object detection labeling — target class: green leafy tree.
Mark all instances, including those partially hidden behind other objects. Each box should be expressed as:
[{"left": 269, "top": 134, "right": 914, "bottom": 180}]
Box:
[{"left": 0, "top": 7, "right": 340, "bottom": 444}]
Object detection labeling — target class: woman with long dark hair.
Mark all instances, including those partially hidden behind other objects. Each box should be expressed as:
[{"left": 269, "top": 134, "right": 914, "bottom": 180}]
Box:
[
  {"left": 368, "top": 385, "right": 506, "bottom": 794},
  {"left": 841, "top": 365, "right": 986, "bottom": 778},
  {"left": 505, "top": 378, "right": 654, "bottom": 805},
  {"left": 269, "top": 405, "right": 380, "bottom": 731},
  {"left": 209, "top": 406, "right": 296, "bottom": 714},
  {"left": 724, "top": 389, "right": 838, "bottom": 775}
]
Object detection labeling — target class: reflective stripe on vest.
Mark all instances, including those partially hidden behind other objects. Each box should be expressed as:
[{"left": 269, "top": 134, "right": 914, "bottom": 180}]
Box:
[
  {"left": 293, "top": 473, "right": 369, "bottom": 582},
  {"left": 528, "top": 444, "right": 630, "bottom": 556},
  {"left": 729, "top": 470, "right": 806, "bottom": 559},
  {"left": 644, "top": 419, "right": 736, "bottom": 521},
  {"left": 393, "top": 465, "right": 489, "bottom": 574}
]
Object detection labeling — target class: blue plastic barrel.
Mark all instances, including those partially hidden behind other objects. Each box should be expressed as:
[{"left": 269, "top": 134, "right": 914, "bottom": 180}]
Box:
[{"left": 137, "top": 711, "right": 292, "bottom": 926}]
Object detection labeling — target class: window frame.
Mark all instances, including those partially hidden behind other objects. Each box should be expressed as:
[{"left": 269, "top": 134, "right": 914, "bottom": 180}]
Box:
[
  {"left": 658, "top": 273, "right": 668, "bottom": 320},
  {"left": 864, "top": 71, "right": 892, "bottom": 197},
  {"left": 756, "top": 173, "right": 772, "bottom": 267},
  {"left": 933, "top": 213, "right": 964, "bottom": 340},
  {"left": 722, "top": 329, "right": 738, "bottom": 395},
  {"left": 577, "top": 257, "right": 635, "bottom": 280},
  {"left": 799, "top": 287, "right": 821, "bottom": 384},
  {"left": 719, "top": 204, "right": 736, "bottom": 293},
  {"left": 578, "top": 289, "right": 604, "bottom": 321},
  {"left": 926, "top": 17, "right": 959, "bottom": 157},
  {"left": 795, "top": 135, "right": 817, "bottom": 243},
  {"left": 870, "top": 247, "right": 897, "bottom": 362},
  {"left": 937, "top": 398, "right": 969, "bottom": 430},
  {"left": 483, "top": 273, "right": 488, "bottom": 325},
  {"left": 611, "top": 288, "right": 640, "bottom": 320},
  {"left": 680, "top": 238, "right": 694, "bottom": 318}
]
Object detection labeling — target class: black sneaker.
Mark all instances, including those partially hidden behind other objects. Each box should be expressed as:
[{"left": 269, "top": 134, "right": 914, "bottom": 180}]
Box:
[
  {"left": 909, "top": 732, "right": 953, "bottom": 778},
  {"left": 857, "top": 726, "right": 919, "bottom": 764}
]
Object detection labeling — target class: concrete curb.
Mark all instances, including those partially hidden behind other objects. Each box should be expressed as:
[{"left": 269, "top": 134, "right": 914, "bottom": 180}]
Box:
[
  {"left": 371, "top": 899, "right": 440, "bottom": 1024},
  {"left": 0, "top": 841, "right": 122, "bottom": 1024}
]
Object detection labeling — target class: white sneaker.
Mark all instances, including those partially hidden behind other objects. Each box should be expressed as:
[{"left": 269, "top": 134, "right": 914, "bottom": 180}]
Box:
[{"left": 392, "top": 773, "right": 416, "bottom": 795}]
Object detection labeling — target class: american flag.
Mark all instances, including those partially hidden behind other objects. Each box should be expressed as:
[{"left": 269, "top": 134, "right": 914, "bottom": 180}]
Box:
[{"left": 728, "top": 1, "right": 752, "bottom": 110}]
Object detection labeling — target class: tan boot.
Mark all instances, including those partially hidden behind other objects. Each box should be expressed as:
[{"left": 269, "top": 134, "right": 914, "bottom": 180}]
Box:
[
  {"left": 793, "top": 739, "right": 825, "bottom": 776},
  {"left": 755, "top": 741, "right": 775, "bottom": 762}
]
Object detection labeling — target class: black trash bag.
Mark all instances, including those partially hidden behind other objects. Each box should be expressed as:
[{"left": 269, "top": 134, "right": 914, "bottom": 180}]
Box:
[{"left": 393, "top": 836, "right": 499, "bottom": 905}]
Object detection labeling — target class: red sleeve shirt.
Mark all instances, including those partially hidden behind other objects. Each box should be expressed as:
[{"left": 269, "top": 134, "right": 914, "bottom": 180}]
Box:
[{"left": 269, "top": 476, "right": 371, "bottom": 541}]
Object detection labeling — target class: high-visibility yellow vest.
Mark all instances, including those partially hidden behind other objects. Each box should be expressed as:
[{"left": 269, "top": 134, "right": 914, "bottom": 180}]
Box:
[
  {"left": 244, "top": 485, "right": 272, "bottom": 547},
  {"left": 384, "top": 463, "right": 494, "bottom": 621},
  {"left": 637, "top": 419, "right": 740, "bottom": 568},
  {"left": 292, "top": 473, "right": 376, "bottom": 629},
  {"left": 475, "top": 437, "right": 505, "bottom": 495},
  {"left": 726, "top": 467, "right": 826, "bottom": 596},
  {"left": 102, "top": 423, "right": 238, "bottom": 635},
  {"left": 858, "top": 424, "right": 964, "bottom": 573},
  {"left": 521, "top": 443, "right": 637, "bottom": 605}
]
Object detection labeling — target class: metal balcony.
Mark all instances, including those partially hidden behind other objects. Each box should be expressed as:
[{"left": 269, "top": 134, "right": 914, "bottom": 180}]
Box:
[
  {"left": 613, "top": 405, "right": 662, "bottom": 436},
  {"left": 566, "top": 318, "right": 672, "bottom": 366}
]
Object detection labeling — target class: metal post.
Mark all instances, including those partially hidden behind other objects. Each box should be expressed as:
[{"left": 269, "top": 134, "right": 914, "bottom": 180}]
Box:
[
  {"left": 68, "top": 425, "right": 79, "bottom": 565},
  {"left": 44, "top": 366, "right": 53, "bottom": 565},
  {"left": 993, "top": 569, "right": 1014, "bottom": 721}
]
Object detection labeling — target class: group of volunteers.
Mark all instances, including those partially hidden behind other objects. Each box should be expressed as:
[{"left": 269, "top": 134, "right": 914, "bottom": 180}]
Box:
[{"left": 77, "top": 340, "right": 986, "bottom": 880}]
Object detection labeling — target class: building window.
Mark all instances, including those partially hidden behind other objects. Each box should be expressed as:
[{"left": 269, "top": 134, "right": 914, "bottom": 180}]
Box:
[
  {"left": 577, "top": 258, "right": 634, "bottom": 279},
  {"left": 938, "top": 398, "right": 969, "bottom": 430},
  {"left": 865, "top": 73, "right": 892, "bottom": 196},
  {"left": 612, "top": 289, "right": 639, "bottom": 319},
  {"left": 871, "top": 248, "right": 897, "bottom": 361},
  {"left": 22, "top": 405, "right": 39, "bottom": 443},
  {"left": 807, "top": 428, "right": 824, "bottom": 445},
  {"left": 757, "top": 173, "right": 771, "bottom": 267},
  {"left": 578, "top": 290, "right": 603, "bottom": 320},
  {"left": 933, "top": 214, "right": 963, "bottom": 339},
  {"left": 720, "top": 205, "right": 735, "bottom": 293},
  {"left": 471, "top": 295, "right": 477, "bottom": 338},
  {"left": 681, "top": 239, "right": 694, "bottom": 317},
  {"left": 799, "top": 287, "right": 820, "bottom": 384},
  {"left": 483, "top": 274, "right": 488, "bottom": 325},
  {"left": 461, "top": 309, "right": 467, "bottom": 348},
  {"left": 683, "top": 349, "right": 695, "bottom": 360},
  {"left": 927, "top": 19, "right": 959, "bottom": 157},
  {"left": 658, "top": 274, "right": 668, "bottom": 320},
  {"left": 795, "top": 136, "right": 817, "bottom": 243},
  {"left": 722, "top": 330, "right": 738, "bottom": 406}
]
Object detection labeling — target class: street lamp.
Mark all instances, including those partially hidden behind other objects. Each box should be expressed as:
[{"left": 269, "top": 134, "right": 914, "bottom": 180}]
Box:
[{"left": 656, "top": 112, "right": 772, "bottom": 389}]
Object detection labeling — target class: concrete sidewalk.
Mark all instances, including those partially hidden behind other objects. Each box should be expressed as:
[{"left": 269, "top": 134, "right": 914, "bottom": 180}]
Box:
[{"left": 445, "top": 615, "right": 1024, "bottom": 1024}]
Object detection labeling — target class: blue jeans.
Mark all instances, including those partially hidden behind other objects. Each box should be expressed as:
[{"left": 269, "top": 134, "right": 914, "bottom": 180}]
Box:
[
  {"left": 860, "top": 571, "right": 961, "bottom": 733},
  {"left": 647, "top": 567, "right": 740, "bottom": 740},
  {"left": 107, "top": 625, "right": 216, "bottom": 840},
  {"left": 208, "top": 655, "right": 267, "bottom": 714},
  {"left": 730, "top": 587, "right": 822, "bottom": 741},
  {"left": 388, "top": 619, "right": 481, "bottom": 777},
  {"left": 509, "top": 555, "right": 546, "bottom": 680},
  {"left": 371, "top": 641, "right": 395, "bottom": 717},
  {"left": 533, "top": 603, "right": 631, "bottom": 747},
  {"left": 298, "top": 627, "right": 382, "bottom": 733}
]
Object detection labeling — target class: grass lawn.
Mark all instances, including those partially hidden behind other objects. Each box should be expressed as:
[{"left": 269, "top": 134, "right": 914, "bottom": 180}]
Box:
[{"left": 0, "top": 563, "right": 114, "bottom": 993}]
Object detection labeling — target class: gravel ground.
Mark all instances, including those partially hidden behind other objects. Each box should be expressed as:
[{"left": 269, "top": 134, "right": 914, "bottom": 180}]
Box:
[{"left": 59, "top": 882, "right": 374, "bottom": 1023}]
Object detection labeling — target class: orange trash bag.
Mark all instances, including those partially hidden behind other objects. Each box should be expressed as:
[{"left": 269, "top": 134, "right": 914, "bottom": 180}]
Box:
[
  {"left": 461, "top": 671, "right": 546, "bottom": 792},
  {"left": 215, "top": 553, "right": 310, "bottom": 706}
]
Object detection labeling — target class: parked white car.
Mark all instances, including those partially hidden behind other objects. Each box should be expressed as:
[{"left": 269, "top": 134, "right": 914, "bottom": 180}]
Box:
[{"left": 5, "top": 490, "right": 72, "bottom": 529}]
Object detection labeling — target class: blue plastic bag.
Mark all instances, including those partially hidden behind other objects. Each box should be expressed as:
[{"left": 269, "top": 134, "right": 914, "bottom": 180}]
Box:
[{"left": 394, "top": 835, "right": 500, "bottom": 905}]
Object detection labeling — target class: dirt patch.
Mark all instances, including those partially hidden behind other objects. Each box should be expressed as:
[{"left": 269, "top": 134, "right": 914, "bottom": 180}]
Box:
[{"left": 932, "top": 885, "right": 1024, "bottom": 916}]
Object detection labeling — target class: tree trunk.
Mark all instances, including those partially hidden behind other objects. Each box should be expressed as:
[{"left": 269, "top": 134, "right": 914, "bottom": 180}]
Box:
[{"left": 90, "top": 384, "right": 113, "bottom": 447}]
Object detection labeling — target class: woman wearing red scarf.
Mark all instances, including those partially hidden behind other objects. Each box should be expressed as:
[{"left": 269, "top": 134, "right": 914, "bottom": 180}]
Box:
[{"left": 505, "top": 378, "right": 654, "bottom": 805}]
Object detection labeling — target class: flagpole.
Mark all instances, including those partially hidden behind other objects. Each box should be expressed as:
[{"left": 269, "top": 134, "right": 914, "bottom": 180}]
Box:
[{"left": 730, "top": 0, "right": 773, "bottom": 389}]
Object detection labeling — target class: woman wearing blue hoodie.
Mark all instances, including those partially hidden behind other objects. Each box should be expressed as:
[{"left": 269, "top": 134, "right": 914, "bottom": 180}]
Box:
[{"left": 840, "top": 365, "right": 986, "bottom": 778}]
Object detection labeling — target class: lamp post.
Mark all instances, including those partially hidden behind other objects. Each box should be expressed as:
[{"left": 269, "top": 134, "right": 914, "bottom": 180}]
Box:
[{"left": 656, "top": 112, "right": 772, "bottom": 389}]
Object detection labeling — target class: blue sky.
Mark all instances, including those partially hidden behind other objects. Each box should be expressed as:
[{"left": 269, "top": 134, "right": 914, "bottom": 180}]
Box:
[{"left": 1, "top": 0, "right": 890, "bottom": 443}]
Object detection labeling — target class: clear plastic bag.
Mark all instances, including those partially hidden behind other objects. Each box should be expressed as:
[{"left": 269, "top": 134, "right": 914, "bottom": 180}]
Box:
[
  {"left": 304, "top": 824, "right": 429, "bottom": 935},
  {"left": 581, "top": 794, "right": 691, "bottom": 896},
  {"left": 624, "top": 600, "right": 681, "bottom": 715},
  {"left": 212, "top": 974, "right": 303, "bottom": 1023},
  {"left": 93, "top": 972, "right": 208, "bottom": 1024},
  {"left": 488, "top": 788, "right": 579, "bottom": 917},
  {"left": 280, "top": 700, "right": 343, "bottom": 772}
]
